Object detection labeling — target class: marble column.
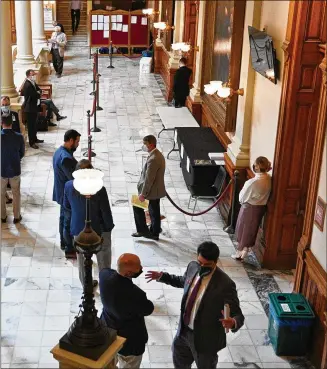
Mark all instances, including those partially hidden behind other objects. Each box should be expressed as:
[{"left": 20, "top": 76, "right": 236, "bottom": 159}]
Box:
[
  {"left": 227, "top": 1, "right": 262, "bottom": 167},
  {"left": 31, "top": 1, "right": 47, "bottom": 44},
  {"left": 14, "top": 0, "right": 35, "bottom": 65},
  {"left": 189, "top": 0, "right": 205, "bottom": 103},
  {"left": 1, "top": 1, "right": 18, "bottom": 97}
]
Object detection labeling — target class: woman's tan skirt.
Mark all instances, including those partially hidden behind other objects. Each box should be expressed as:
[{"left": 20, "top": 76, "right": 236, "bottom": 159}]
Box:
[{"left": 235, "top": 203, "right": 266, "bottom": 251}]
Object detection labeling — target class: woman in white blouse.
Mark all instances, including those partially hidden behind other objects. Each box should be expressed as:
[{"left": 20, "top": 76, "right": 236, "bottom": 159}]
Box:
[{"left": 232, "top": 156, "right": 272, "bottom": 261}]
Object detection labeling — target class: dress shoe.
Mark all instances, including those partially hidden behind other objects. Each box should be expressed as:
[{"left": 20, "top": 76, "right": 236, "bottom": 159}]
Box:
[
  {"left": 93, "top": 280, "right": 98, "bottom": 288},
  {"left": 36, "top": 139, "right": 44, "bottom": 143},
  {"left": 57, "top": 74, "right": 62, "bottom": 78},
  {"left": 144, "top": 233, "right": 159, "bottom": 241},
  {"left": 65, "top": 251, "right": 77, "bottom": 259},
  {"left": 30, "top": 144, "right": 39, "bottom": 149},
  {"left": 6, "top": 198, "right": 12, "bottom": 204},
  {"left": 48, "top": 121, "right": 57, "bottom": 127},
  {"left": 57, "top": 115, "right": 67, "bottom": 121},
  {"left": 1, "top": 217, "right": 7, "bottom": 223},
  {"left": 131, "top": 232, "right": 147, "bottom": 237},
  {"left": 13, "top": 215, "right": 22, "bottom": 224}
]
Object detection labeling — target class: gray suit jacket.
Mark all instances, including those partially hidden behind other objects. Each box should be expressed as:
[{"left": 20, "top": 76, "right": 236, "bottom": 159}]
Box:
[
  {"left": 159, "top": 261, "right": 244, "bottom": 354},
  {"left": 137, "top": 148, "right": 166, "bottom": 200}
]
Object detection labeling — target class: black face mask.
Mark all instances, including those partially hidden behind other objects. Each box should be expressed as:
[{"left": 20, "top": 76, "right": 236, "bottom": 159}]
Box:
[
  {"left": 252, "top": 164, "right": 256, "bottom": 172},
  {"left": 131, "top": 269, "right": 143, "bottom": 279},
  {"left": 199, "top": 265, "right": 213, "bottom": 277}
]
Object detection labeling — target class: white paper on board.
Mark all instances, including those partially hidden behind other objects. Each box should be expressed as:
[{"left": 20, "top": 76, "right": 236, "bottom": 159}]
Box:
[
  {"left": 117, "top": 15, "right": 123, "bottom": 22},
  {"left": 104, "top": 23, "right": 109, "bottom": 30},
  {"left": 131, "top": 16, "right": 137, "bottom": 24},
  {"left": 98, "top": 15, "right": 104, "bottom": 23},
  {"left": 122, "top": 24, "right": 128, "bottom": 32},
  {"left": 111, "top": 23, "right": 117, "bottom": 31},
  {"left": 104, "top": 16, "right": 110, "bottom": 24},
  {"left": 116, "top": 23, "right": 122, "bottom": 31},
  {"left": 103, "top": 30, "right": 109, "bottom": 38},
  {"left": 181, "top": 144, "right": 184, "bottom": 159},
  {"left": 92, "top": 23, "right": 98, "bottom": 30},
  {"left": 92, "top": 15, "right": 97, "bottom": 22},
  {"left": 111, "top": 15, "right": 117, "bottom": 22},
  {"left": 98, "top": 22, "right": 104, "bottom": 30},
  {"left": 141, "top": 17, "right": 147, "bottom": 25}
]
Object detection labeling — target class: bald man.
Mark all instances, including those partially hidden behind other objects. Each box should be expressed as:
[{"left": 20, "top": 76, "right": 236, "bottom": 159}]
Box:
[{"left": 99, "top": 254, "right": 154, "bottom": 368}]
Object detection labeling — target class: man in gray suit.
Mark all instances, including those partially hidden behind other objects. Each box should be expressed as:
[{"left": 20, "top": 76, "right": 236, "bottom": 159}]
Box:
[
  {"left": 132, "top": 135, "right": 166, "bottom": 241},
  {"left": 146, "top": 241, "right": 244, "bottom": 369}
]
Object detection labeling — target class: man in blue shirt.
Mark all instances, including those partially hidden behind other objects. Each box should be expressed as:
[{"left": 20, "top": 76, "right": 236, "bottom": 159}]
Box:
[
  {"left": 63, "top": 159, "right": 115, "bottom": 287},
  {"left": 53, "top": 129, "right": 81, "bottom": 258},
  {"left": 1, "top": 96, "right": 21, "bottom": 133},
  {"left": 1, "top": 115, "right": 25, "bottom": 223}
]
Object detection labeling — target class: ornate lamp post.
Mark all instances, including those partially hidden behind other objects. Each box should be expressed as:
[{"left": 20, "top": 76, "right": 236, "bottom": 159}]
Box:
[{"left": 59, "top": 169, "right": 116, "bottom": 360}]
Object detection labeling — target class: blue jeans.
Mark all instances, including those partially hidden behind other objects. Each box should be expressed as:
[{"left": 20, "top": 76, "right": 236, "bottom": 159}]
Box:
[{"left": 60, "top": 206, "right": 74, "bottom": 252}]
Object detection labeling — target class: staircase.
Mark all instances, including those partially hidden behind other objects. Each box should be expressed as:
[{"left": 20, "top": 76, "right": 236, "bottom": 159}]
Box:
[{"left": 56, "top": 0, "right": 88, "bottom": 47}]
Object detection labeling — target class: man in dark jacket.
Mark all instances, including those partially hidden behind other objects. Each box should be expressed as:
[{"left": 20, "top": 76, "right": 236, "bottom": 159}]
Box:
[
  {"left": 52, "top": 129, "right": 81, "bottom": 258},
  {"left": 21, "top": 69, "right": 44, "bottom": 149},
  {"left": 100, "top": 253, "right": 154, "bottom": 368},
  {"left": 1, "top": 115, "right": 25, "bottom": 224},
  {"left": 63, "top": 159, "right": 115, "bottom": 287},
  {"left": 1, "top": 96, "right": 21, "bottom": 133},
  {"left": 173, "top": 57, "right": 192, "bottom": 108},
  {"left": 146, "top": 241, "right": 245, "bottom": 369}
]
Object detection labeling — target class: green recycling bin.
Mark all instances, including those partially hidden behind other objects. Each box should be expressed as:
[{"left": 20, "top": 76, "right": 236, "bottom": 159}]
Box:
[{"left": 268, "top": 293, "right": 315, "bottom": 356}]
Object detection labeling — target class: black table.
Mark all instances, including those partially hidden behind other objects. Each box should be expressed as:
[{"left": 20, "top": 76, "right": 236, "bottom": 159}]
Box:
[{"left": 176, "top": 127, "right": 225, "bottom": 188}]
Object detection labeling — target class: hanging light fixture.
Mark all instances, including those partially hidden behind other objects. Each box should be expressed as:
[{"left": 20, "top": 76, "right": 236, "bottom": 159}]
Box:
[
  {"left": 59, "top": 168, "right": 117, "bottom": 360},
  {"left": 204, "top": 80, "right": 244, "bottom": 101}
]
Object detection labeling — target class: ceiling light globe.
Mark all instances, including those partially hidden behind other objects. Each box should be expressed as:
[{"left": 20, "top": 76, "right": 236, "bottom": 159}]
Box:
[
  {"left": 210, "top": 81, "right": 223, "bottom": 92},
  {"left": 217, "top": 86, "right": 231, "bottom": 98}
]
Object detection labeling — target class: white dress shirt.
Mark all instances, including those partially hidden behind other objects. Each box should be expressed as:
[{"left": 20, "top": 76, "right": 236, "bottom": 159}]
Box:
[
  {"left": 186, "top": 272, "right": 213, "bottom": 330},
  {"left": 239, "top": 172, "right": 272, "bottom": 205}
]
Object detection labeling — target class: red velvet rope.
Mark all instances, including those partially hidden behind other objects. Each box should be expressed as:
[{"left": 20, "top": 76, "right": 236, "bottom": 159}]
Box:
[
  {"left": 113, "top": 42, "right": 154, "bottom": 60},
  {"left": 165, "top": 179, "right": 233, "bottom": 216}
]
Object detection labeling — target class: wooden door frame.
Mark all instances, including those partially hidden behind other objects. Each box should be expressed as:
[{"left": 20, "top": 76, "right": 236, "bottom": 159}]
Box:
[{"left": 262, "top": 0, "right": 326, "bottom": 269}]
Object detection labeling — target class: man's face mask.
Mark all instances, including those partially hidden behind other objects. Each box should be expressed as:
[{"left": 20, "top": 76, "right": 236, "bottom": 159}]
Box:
[
  {"left": 1, "top": 106, "right": 10, "bottom": 114},
  {"left": 131, "top": 268, "right": 143, "bottom": 279},
  {"left": 199, "top": 265, "right": 213, "bottom": 277}
]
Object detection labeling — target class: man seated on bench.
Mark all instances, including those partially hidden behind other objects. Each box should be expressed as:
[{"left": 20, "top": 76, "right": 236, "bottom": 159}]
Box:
[{"left": 1, "top": 96, "right": 21, "bottom": 133}]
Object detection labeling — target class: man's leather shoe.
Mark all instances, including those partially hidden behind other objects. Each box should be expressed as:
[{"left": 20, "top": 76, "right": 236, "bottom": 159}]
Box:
[
  {"left": 48, "top": 121, "right": 57, "bottom": 127},
  {"left": 57, "top": 115, "right": 67, "bottom": 121},
  {"left": 36, "top": 139, "right": 44, "bottom": 143},
  {"left": 131, "top": 232, "right": 147, "bottom": 237},
  {"left": 6, "top": 198, "right": 12, "bottom": 204},
  {"left": 30, "top": 144, "right": 39, "bottom": 149},
  {"left": 65, "top": 251, "right": 77, "bottom": 259},
  {"left": 93, "top": 280, "right": 98, "bottom": 288},
  {"left": 144, "top": 233, "right": 159, "bottom": 241},
  {"left": 13, "top": 215, "right": 22, "bottom": 224},
  {"left": 1, "top": 217, "right": 7, "bottom": 223}
]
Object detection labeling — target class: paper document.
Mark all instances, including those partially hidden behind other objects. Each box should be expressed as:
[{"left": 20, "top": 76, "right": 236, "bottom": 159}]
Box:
[
  {"left": 214, "top": 160, "right": 225, "bottom": 166},
  {"left": 111, "top": 23, "right": 117, "bottom": 31},
  {"left": 111, "top": 15, "right": 117, "bottom": 22},
  {"left": 131, "top": 195, "right": 149, "bottom": 210},
  {"left": 92, "top": 15, "right": 98, "bottom": 22},
  {"left": 116, "top": 23, "right": 122, "bottom": 31},
  {"left": 104, "top": 16, "right": 110, "bottom": 24},
  {"left": 180, "top": 144, "right": 184, "bottom": 159},
  {"left": 141, "top": 17, "right": 148, "bottom": 25},
  {"left": 186, "top": 157, "right": 190, "bottom": 173},
  {"left": 117, "top": 15, "right": 123, "bottom": 22},
  {"left": 131, "top": 16, "right": 137, "bottom": 24},
  {"left": 208, "top": 152, "right": 225, "bottom": 160},
  {"left": 98, "top": 15, "right": 104, "bottom": 23},
  {"left": 98, "top": 22, "right": 104, "bottom": 30},
  {"left": 104, "top": 23, "right": 109, "bottom": 30},
  {"left": 92, "top": 23, "right": 98, "bottom": 30},
  {"left": 123, "top": 24, "right": 128, "bottom": 32},
  {"left": 103, "top": 30, "right": 109, "bottom": 38}
]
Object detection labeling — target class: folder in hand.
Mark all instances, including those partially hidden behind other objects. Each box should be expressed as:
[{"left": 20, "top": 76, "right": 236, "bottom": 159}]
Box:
[{"left": 131, "top": 194, "right": 149, "bottom": 210}]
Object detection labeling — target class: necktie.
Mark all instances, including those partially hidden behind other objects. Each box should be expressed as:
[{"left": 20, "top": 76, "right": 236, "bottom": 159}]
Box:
[{"left": 183, "top": 275, "right": 202, "bottom": 327}]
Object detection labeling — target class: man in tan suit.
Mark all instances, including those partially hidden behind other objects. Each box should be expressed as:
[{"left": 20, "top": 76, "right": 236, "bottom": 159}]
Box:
[{"left": 132, "top": 135, "right": 166, "bottom": 241}]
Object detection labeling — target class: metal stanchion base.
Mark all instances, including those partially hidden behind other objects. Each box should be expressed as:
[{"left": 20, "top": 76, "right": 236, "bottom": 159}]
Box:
[
  {"left": 96, "top": 106, "right": 103, "bottom": 111},
  {"left": 83, "top": 150, "right": 96, "bottom": 157},
  {"left": 223, "top": 225, "right": 235, "bottom": 234},
  {"left": 90, "top": 92, "right": 96, "bottom": 96},
  {"left": 91, "top": 127, "right": 101, "bottom": 132},
  {"left": 107, "top": 65, "right": 115, "bottom": 69}
]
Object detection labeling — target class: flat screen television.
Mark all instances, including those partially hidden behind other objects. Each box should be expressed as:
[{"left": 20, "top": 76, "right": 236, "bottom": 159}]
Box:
[{"left": 248, "top": 26, "right": 278, "bottom": 84}]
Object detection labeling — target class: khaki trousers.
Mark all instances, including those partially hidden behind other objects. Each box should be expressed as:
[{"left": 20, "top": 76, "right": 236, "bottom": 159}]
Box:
[
  {"left": 117, "top": 354, "right": 143, "bottom": 368},
  {"left": 1, "top": 176, "right": 21, "bottom": 219}
]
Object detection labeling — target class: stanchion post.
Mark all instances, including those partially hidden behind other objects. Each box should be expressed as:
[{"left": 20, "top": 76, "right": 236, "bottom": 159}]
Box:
[
  {"left": 83, "top": 110, "right": 96, "bottom": 158},
  {"left": 107, "top": 41, "right": 115, "bottom": 69},
  {"left": 96, "top": 73, "right": 103, "bottom": 111},
  {"left": 224, "top": 170, "right": 239, "bottom": 234},
  {"left": 90, "top": 54, "right": 96, "bottom": 90},
  {"left": 90, "top": 96, "right": 101, "bottom": 133}
]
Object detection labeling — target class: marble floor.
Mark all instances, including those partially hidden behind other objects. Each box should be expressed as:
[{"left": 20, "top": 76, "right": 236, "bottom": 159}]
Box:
[{"left": 1, "top": 49, "right": 307, "bottom": 368}]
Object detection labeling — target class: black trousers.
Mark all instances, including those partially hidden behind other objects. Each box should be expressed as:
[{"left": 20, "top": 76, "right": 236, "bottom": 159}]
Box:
[
  {"left": 25, "top": 112, "right": 38, "bottom": 145},
  {"left": 52, "top": 49, "right": 64, "bottom": 75},
  {"left": 173, "top": 328, "right": 218, "bottom": 369},
  {"left": 41, "top": 99, "right": 60, "bottom": 120},
  {"left": 174, "top": 95, "right": 187, "bottom": 108},
  {"left": 71, "top": 9, "right": 81, "bottom": 31},
  {"left": 133, "top": 199, "right": 161, "bottom": 236}
]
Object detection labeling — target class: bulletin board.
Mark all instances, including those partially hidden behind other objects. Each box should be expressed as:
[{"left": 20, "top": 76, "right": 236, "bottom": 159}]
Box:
[{"left": 89, "top": 9, "right": 150, "bottom": 56}]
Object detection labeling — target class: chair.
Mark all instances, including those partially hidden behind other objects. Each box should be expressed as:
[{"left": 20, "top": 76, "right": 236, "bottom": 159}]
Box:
[{"left": 187, "top": 166, "right": 227, "bottom": 220}]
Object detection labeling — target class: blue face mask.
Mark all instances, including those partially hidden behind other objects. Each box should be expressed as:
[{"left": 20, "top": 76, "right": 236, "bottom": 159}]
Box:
[{"left": 1, "top": 106, "right": 10, "bottom": 117}]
